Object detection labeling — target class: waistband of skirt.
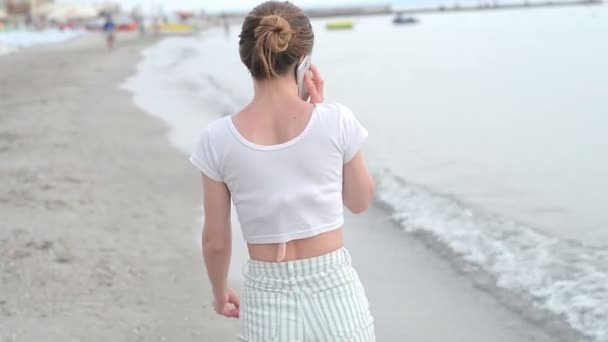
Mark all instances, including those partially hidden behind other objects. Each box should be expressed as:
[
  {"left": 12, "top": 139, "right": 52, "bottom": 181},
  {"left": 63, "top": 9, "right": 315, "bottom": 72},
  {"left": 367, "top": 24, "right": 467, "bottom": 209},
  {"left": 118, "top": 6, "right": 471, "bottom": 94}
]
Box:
[{"left": 244, "top": 247, "right": 351, "bottom": 278}]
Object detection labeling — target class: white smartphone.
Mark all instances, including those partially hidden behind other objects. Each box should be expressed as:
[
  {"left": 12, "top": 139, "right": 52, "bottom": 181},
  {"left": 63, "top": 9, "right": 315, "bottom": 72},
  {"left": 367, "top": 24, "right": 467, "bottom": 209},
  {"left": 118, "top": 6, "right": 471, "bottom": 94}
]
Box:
[{"left": 296, "top": 55, "right": 312, "bottom": 101}]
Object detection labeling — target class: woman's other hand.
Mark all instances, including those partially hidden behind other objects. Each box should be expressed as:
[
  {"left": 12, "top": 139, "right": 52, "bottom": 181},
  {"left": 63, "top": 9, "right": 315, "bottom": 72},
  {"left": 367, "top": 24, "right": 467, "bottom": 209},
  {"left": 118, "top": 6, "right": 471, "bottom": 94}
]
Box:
[
  {"left": 213, "top": 288, "right": 240, "bottom": 318},
  {"left": 304, "top": 64, "right": 324, "bottom": 104}
]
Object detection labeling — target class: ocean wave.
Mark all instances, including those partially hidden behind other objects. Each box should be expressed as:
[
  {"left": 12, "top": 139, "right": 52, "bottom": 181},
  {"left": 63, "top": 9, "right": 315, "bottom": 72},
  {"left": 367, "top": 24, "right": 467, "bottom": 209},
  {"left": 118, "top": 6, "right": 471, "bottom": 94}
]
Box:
[{"left": 374, "top": 169, "right": 608, "bottom": 342}]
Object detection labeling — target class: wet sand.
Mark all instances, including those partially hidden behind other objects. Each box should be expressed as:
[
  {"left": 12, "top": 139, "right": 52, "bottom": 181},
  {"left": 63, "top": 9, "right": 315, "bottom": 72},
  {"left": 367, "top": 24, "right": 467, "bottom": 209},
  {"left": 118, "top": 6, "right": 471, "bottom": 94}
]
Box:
[{"left": 345, "top": 205, "right": 580, "bottom": 342}]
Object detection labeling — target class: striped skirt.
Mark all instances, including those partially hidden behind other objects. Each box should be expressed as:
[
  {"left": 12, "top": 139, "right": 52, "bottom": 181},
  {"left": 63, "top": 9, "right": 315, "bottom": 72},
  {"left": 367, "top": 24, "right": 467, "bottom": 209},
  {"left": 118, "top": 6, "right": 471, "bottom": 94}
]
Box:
[{"left": 238, "top": 248, "right": 375, "bottom": 342}]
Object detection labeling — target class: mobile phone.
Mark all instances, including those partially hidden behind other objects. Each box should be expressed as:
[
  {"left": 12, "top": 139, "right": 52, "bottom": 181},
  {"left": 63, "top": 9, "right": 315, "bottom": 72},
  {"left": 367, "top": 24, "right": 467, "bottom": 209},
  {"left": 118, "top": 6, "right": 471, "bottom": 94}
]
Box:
[{"left": 296, "top": 55, "right": 312, "bottom": 101}]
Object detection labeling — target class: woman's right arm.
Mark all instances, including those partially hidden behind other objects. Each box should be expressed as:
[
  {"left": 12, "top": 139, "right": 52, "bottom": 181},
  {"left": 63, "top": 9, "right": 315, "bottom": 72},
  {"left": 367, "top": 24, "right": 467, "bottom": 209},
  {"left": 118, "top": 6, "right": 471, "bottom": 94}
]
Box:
[{"left": 342, "top": 152, "right": 375, "bottom": 214}]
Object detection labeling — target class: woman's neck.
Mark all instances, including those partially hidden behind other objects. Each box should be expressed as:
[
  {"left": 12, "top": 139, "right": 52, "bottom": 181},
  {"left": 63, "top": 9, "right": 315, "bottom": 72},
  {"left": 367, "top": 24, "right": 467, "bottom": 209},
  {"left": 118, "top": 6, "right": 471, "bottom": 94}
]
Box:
[{"left": 252, "top": 76, "right": 301, "bottom": 107}]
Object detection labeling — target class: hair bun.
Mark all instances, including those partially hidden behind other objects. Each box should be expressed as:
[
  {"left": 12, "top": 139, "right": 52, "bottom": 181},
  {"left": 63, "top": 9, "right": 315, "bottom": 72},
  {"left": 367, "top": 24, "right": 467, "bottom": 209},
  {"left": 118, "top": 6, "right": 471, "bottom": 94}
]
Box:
[{"left": 255, "top": 14, "right": 293, "bottom": 53}]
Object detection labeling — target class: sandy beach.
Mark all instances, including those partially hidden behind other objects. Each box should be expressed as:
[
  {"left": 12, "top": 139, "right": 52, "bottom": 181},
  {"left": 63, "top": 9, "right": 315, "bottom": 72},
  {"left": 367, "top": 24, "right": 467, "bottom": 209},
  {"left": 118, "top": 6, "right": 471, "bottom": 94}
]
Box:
[
  {"left": 0, "top": 34, "right": 236, "bottom": 341},
  {"left": 0, "top": 25, "right": 592, "bottom": 342}
]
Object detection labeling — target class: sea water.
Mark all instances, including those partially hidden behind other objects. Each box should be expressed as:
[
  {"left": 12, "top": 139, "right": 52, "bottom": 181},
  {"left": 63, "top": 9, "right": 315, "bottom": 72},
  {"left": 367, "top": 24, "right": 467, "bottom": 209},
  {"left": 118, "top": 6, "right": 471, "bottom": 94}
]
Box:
[{"left": 122, "top": 5, "right": 608, "bottom": 341}]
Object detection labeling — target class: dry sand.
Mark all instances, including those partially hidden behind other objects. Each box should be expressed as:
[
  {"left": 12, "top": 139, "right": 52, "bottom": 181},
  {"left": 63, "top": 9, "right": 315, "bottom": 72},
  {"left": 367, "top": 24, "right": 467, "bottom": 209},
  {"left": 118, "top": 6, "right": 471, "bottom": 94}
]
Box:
[{"left": 0, "top": 34, "right": 236, "bottom": 341}]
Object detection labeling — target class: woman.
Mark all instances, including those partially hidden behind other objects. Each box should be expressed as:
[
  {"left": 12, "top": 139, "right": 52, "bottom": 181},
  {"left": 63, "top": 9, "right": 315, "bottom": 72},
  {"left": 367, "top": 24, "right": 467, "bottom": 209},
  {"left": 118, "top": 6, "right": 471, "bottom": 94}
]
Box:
[{"left": 190, "top": 1, "right": 376, "bottom": 341}]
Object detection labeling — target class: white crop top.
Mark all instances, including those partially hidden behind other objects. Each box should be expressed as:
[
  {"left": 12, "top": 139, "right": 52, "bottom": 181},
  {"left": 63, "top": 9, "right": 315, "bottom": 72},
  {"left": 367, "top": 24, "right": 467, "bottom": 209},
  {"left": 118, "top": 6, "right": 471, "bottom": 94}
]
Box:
[{"left": 189, "top": 102, "right": 368, "bottom": 245}]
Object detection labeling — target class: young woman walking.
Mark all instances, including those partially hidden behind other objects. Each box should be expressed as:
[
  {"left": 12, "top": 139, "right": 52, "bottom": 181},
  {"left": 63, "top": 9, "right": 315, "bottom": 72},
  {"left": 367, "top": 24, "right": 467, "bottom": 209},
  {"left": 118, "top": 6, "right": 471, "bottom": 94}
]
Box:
[{"left": 190, "top": 2, "right": 376, "bottom": 341}]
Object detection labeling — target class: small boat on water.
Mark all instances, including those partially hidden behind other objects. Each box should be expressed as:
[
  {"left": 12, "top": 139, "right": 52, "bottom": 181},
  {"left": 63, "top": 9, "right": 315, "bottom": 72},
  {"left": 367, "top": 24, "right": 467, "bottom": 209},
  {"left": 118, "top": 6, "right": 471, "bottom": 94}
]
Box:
[
  {"left": 326, "top": 20, "right": 354, "bottom": 30},
  {"left": 393, "top": 15, "right": 419, "bottom": 25}
]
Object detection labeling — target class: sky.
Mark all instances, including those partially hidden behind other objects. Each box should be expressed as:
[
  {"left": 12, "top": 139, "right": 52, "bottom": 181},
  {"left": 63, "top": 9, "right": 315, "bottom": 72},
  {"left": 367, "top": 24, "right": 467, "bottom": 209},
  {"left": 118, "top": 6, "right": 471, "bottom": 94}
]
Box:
[{"left": 56, "top": 0, "right": 445, "bottom": 13}]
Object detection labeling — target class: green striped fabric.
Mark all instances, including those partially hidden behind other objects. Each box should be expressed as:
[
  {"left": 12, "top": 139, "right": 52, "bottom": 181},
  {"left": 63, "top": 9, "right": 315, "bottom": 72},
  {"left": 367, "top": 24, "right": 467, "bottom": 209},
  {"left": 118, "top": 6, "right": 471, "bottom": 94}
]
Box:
[{"left": 238, "top": 248, "right": 375, "bottom": 342}]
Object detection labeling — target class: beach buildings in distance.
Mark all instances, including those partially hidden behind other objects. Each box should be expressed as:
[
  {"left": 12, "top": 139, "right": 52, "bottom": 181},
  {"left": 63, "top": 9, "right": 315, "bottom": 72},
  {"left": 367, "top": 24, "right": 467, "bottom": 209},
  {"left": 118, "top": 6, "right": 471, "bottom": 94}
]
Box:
[{"left": 3, "top": 0, "right": 54, "bottom": 15}]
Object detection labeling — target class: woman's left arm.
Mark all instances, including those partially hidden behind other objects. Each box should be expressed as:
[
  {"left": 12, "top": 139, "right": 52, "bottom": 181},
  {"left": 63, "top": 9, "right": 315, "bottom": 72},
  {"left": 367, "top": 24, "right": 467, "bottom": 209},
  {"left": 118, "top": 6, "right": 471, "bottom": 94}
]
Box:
[{"left": 201, "top": 174, "right": 239, "bottom": 318}]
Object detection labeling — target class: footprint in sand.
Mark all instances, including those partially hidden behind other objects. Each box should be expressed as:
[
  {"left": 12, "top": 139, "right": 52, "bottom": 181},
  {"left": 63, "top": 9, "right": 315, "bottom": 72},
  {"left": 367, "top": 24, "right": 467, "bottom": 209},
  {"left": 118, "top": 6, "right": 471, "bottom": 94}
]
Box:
[{"left": 92, "top": 259, "right": 115, "bottom": 287}]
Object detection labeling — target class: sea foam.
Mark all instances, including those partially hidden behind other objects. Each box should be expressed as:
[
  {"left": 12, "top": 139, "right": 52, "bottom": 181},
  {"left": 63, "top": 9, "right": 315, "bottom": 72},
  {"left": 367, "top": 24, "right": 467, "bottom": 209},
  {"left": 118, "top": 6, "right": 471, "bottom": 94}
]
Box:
[{"left": 375, "top": 170, "right": 608, "bottom": 342}]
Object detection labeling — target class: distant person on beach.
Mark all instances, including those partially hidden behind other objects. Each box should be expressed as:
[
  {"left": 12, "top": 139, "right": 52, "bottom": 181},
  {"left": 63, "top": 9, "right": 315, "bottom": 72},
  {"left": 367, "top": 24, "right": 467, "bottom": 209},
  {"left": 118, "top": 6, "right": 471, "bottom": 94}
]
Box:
[
  {"left": 152, "top": 17, "right": 160, "bottom": 35},
  {"left": 189, "top": 1, "right": 375, "bottom": 341},
  {"left": 135, "top": 15, "right": 146, "bottom": 37},
  {"left": 221, "top": 13, "right": 230, "bottom": 38},
  {"left": 103, "top": 16, "right": 116, "bottom": 51}
]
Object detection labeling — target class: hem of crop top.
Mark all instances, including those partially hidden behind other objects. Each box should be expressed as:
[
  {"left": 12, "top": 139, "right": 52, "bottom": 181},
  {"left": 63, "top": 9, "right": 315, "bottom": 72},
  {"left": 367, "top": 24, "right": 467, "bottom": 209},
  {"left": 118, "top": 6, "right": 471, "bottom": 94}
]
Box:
[{"left": 244, "top": 218, "right": 344, "bottom": 244}]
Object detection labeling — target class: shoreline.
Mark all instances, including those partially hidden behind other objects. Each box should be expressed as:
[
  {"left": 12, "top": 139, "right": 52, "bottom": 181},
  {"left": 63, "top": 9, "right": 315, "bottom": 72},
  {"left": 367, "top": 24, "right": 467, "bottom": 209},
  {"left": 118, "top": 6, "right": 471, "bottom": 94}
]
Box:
[
  {"left": 344, "top": 205, "right": 554, "bottom": 341},
  {"left": 0, "top": 33, "right": 236, "bottom": 341},
  {"left": 365, "top": 201, "right": 585, "bottom": 342}
]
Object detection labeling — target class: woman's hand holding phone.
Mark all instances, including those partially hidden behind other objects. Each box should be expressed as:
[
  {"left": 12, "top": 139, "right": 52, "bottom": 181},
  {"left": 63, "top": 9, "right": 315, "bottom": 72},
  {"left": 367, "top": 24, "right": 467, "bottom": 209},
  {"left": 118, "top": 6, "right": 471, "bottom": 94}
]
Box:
[{"left": 304, "top": 64, "right": 324, "bottom": 104}]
